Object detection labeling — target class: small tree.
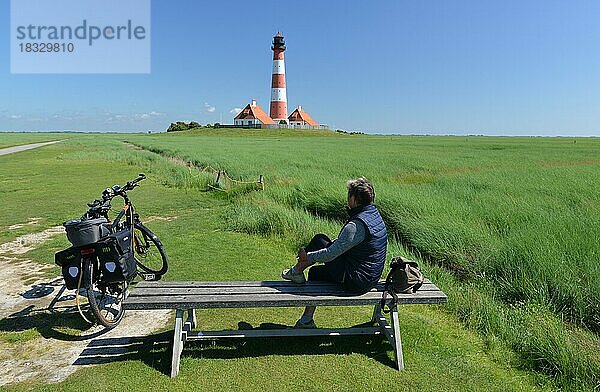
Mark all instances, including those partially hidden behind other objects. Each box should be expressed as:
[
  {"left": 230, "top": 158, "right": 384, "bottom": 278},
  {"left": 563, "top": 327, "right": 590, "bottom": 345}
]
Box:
[
  {"left": 188, "top": 121, "right": 201, "bottom": 129},
  {"left": 279, "top": 120, "right": 287, "bottom": 125},
  {"left": 167, "top": 122, "right": 186, "bottom": 132}
]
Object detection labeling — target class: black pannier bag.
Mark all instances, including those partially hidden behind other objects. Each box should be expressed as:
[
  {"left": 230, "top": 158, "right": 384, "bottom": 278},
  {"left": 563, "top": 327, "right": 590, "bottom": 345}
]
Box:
[
  {"left": 63, "top": 217, "right": 110, "bottom": 247},
  {"left": 96, "top": 230, "right": 137, "bottom": 283},
  {"left": 55, "top": 247, "right": 83, "bottom": 289}
]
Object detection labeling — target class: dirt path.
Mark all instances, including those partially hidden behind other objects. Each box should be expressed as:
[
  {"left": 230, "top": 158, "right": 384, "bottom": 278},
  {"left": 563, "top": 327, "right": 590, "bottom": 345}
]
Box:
[
  {"left": 0, "top": 222, "right": 171, "bottom": 386},
  {"left": 0, "top": 141, "right": 63, "bottom": 156}
]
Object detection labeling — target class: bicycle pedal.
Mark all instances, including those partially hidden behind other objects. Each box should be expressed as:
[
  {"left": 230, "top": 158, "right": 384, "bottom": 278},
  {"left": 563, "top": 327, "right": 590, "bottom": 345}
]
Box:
[{"left": 140, "top": 273, "right": 157, "bottom": 281}]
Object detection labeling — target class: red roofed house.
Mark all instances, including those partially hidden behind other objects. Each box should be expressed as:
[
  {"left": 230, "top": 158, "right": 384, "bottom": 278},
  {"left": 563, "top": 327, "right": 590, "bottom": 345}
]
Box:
[
  {"left": 288, "top": 106, "right": 318, "bottom": 126},
  {"left": 234, "top": 99, "right": 275, "bottom": 126}
]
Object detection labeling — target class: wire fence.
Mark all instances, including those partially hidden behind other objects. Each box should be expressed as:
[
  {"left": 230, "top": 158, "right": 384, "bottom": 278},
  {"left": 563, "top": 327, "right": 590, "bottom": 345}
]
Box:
[
  {"left": 126, "top": 142, "right": 265, "bottom": 192},
  {"left": 215, "top": 170, "right": 265, "bottom": 191}
]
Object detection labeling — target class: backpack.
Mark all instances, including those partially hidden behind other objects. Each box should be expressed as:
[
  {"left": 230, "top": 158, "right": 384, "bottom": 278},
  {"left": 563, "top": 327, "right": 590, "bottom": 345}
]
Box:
[{"left": 380, "top": 256, "right": 424, "bottom": 313}]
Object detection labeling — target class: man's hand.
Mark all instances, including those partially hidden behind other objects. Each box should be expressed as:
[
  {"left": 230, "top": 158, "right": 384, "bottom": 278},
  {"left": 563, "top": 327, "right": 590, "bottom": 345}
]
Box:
[{"left": 296, "top": 247, "right": 309, "bottom": 270}]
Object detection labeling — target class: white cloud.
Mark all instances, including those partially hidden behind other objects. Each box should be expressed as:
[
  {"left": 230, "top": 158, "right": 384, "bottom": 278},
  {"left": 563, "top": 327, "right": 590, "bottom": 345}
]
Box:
[
  {"left": 135, "top": 111, "right": 165, "bottom": 119},
  {"left": 229, "top": 107, "right": 242, "bottom": 115},
  {"left": 9, "top": 115, "right": 22, "bottom": 119},
  {"left": 204, "top": 103, "right": 216, "bottom": 113}
]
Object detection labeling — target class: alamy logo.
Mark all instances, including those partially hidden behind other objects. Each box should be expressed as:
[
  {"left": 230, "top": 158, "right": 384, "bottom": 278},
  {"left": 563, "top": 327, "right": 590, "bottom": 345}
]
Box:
[{"left": 10, "top": 0, "right": 151, "bottom": 74}]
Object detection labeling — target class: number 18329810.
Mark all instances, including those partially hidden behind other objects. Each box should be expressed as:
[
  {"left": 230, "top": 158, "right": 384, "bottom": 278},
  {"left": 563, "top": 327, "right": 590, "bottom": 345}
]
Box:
[{"left": 19, "top": 42, "right": 75, "bottom": 53}]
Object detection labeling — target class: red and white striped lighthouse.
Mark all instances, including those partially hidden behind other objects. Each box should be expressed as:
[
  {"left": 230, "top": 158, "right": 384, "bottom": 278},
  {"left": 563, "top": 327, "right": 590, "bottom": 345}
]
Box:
[{"left": 269, "top": 32, "right": 288, "bottom": 123}]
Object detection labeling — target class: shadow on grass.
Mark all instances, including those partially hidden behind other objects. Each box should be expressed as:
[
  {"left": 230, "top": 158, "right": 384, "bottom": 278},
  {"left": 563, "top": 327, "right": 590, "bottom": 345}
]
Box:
[
  {"left": 0, "top": 306, "right": 110, "bottom": 341},
  {"left": 185, "top": 320, "right": 395, "bottom": 368},
  {"left": 73, "top": 332, "right": 173, "bottom": 374},
  {"left": 67, "top": 320, "right": 395, "bottom": 377},
  {"left": 0, "top": 282, "right": 110, "bottom": 342}
]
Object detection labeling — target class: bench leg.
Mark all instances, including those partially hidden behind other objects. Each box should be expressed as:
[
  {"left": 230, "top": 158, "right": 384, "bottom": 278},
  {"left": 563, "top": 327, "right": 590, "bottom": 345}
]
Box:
[
  {"left": 189, "top": 308, "right": 197, "bottom": 329},
  {"left": 390, "top": 307, "right": 404, "bottom": 371},
  {"left": 374, "top": 306, "right": 404, "bottom": 371},
  {"left": 171, "top": 309, "right": 184, "bottom": 378},
  {"left": 371, "top": 303, "right": 382, "bottom": 323}
]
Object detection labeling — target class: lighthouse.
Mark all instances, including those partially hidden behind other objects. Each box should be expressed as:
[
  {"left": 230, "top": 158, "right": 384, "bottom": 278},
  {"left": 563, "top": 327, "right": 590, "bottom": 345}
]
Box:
[{"left": 269, "top": 32, "right": 288, "bottom": 123}]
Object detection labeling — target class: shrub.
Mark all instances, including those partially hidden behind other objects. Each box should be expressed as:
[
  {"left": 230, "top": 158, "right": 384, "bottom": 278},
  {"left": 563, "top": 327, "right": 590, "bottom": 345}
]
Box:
[{"left": 166, "top": 121, "right": 202, "bottom": 132}]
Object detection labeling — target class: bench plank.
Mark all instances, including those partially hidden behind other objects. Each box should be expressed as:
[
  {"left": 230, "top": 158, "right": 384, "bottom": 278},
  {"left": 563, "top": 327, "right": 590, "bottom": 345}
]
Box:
[
  {"left": 128, "top": 283, "right": 440, "bottom": 297},
  {"left": 186, "top": 327, "right": 383, "bottom": 340},
  {"left": 134, "top": 279, "right": 435, "bottom": 289},
  {"left": 124, "top": 290, "right": 447, "bottom": 310}
]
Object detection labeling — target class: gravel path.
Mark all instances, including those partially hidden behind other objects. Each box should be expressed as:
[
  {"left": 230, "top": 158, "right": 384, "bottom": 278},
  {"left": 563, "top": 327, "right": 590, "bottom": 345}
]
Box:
[{"left": 0, "top": 141, "right": 62, "bottom": 156}]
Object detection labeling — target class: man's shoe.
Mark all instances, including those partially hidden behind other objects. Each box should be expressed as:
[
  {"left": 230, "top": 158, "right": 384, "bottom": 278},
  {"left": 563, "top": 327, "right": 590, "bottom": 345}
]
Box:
[
  {"left": 294, "top": 318, "right": 317, "bottom": 329},
  {"left": 281, "top": 267, "right": 306, "bottom": 284}
]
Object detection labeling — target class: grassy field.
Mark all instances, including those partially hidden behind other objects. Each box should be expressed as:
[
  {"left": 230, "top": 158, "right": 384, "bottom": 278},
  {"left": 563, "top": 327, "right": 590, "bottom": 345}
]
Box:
[
  {"left": 0, "top": 132, "right": 69, "bottom": 149},
  {"left": 1, "top": 130, "right": 599, "bottom": 390}
]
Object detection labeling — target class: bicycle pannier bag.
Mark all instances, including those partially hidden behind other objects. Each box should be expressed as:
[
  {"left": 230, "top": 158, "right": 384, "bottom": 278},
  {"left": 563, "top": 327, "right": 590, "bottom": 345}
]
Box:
[
  {"left": 64, "top": 217, "right": 109, "bottom": 247},
  {"left": 55, "top": 247, "right": 83, "bottom": 289},
  {"left": 96, "top": 230, "right": 137, "bottom": 283}
]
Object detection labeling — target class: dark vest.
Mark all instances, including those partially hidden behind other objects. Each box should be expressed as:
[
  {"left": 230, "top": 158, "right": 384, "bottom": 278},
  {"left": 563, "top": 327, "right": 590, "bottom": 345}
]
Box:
[{"left": 340, "top": 204, "right": 387, "bottom": 291}]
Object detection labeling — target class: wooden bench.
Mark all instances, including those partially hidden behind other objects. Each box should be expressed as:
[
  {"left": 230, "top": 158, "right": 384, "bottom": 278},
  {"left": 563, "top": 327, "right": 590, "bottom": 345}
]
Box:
[{"left": 124, "top": 279, "right": 447, "bottom": 377}]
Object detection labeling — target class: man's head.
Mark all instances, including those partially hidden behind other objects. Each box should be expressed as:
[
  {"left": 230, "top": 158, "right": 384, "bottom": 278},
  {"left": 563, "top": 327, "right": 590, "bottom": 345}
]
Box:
[{"left": 347, "top": 177, "right": 375, "bottom": 208}]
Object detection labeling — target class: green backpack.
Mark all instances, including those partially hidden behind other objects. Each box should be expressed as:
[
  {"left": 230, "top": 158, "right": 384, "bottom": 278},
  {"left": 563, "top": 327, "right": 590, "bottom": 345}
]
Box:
[{"left": 380, "top": 256, "right": 424, "bottom": 313}]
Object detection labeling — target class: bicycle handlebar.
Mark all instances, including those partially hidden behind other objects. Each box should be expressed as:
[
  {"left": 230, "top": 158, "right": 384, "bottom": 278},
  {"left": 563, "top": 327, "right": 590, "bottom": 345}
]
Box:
[
  {"left": 84, "top": 174, "right": 146, "bottom": 218},
  {"left": 123, "top": 173, "right": 146, "bottom": 191},
  {"left": 108, "top": 173, "right": 146, "bottom": 196}
]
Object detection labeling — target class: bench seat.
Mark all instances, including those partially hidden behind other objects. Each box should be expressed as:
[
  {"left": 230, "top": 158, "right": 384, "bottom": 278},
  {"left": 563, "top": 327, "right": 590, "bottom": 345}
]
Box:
[
  {"left": 125, "top": 280, "right": 447, "bottom": 309},
  {"left": 124, "top": 279, "right": 447, "bottom": 377}
]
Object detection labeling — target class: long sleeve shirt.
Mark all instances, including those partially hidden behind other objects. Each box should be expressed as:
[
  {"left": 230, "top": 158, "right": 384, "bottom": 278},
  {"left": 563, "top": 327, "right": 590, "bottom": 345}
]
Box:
[{"left": 306, "top": 220, "right": 366, "bottom": 264}]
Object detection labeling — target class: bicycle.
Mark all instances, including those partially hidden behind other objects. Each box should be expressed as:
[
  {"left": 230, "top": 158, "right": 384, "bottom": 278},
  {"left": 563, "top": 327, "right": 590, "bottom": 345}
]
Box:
[{"left": 56, "top": 174, "right": 168, "bottom": 328}]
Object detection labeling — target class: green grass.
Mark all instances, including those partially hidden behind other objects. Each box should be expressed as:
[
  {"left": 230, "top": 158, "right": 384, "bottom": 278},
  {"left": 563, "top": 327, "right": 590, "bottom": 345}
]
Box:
[
  {"left": 124, "top": 129, "right": 600, "bottom": 389},
  {"left": 3, "top": 307, "right": 554, "bottom": 392},
  {"left": 0, "top": 130, "right": 598, "bottom": 390},
  {"left": 125, "top": 131, "right": 600, "bottom": 325},
  {"left": 0, "top": 329, "right": 38, "bottom": 344},
  {"left": 0, "top": 132, "right": 70, "bottom": 149}
]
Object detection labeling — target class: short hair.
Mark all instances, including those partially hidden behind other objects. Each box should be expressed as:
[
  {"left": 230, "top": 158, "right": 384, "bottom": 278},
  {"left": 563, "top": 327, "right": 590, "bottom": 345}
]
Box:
[{"left": 347, "top": 177, "right": 375, "bottom": 206}]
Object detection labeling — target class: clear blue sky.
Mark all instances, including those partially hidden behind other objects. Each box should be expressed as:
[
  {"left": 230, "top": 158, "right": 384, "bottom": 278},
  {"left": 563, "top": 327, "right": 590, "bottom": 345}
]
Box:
[{"left": 2, "top": 0, "right": 600, "bottom": 135}]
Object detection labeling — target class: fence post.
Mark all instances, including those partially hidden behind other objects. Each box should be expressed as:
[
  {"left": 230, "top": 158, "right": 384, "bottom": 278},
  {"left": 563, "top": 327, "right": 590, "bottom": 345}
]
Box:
[{"left": 215, "top": 170, "right": 222, "bottom": 188}]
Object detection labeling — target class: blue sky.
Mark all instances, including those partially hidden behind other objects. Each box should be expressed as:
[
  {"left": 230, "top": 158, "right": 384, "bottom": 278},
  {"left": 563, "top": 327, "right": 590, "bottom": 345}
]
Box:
[{"left": 1, "top": 0, "right": 600, "bottom": 135}]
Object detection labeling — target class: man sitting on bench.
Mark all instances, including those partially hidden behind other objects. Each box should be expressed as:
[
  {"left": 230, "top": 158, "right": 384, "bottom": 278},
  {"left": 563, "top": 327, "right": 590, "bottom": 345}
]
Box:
[{"left": 282, "top": 177, "right": 388, "bottom": 328}]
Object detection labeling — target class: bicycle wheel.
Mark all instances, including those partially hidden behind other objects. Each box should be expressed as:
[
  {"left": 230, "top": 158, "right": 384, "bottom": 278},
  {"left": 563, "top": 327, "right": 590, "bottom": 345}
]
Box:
[
  {"left": 133, "top": 222, "right": 168, "bottom": 278},
  {"left": 84, "top": 256, "right": 126, "bottom": 329}
]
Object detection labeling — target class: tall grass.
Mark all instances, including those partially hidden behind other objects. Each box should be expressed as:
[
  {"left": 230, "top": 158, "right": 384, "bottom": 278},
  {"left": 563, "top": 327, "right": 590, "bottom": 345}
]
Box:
[
  {"left": 122, "top": 130, "right": 600, "bottom": 389},
  {"left": 127, "top": 132, "right": 600, "bottom": 329}
]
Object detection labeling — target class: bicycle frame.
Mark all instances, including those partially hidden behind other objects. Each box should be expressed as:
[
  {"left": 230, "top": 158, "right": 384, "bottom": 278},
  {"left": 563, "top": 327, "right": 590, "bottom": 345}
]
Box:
[{"left": 111, "top": 198, "right": 136, "bottom": 233}]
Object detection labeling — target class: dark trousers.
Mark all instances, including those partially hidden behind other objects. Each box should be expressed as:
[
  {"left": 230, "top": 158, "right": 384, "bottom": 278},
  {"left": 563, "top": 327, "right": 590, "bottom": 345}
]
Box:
[
  {"left": 305, "top": 233, "right": 373, "bottom": 294},
  {"left": 305, "top": 233, "right": 332, "bottom": 252},
  {"left": 305, "top": 234, "right": 347, "bottom": 286}
]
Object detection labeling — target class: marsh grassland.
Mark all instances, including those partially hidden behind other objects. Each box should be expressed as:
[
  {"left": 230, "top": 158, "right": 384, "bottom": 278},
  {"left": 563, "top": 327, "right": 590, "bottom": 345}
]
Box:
[{"left": 1, "top": 129, "right": 599, "bottom": 391}]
